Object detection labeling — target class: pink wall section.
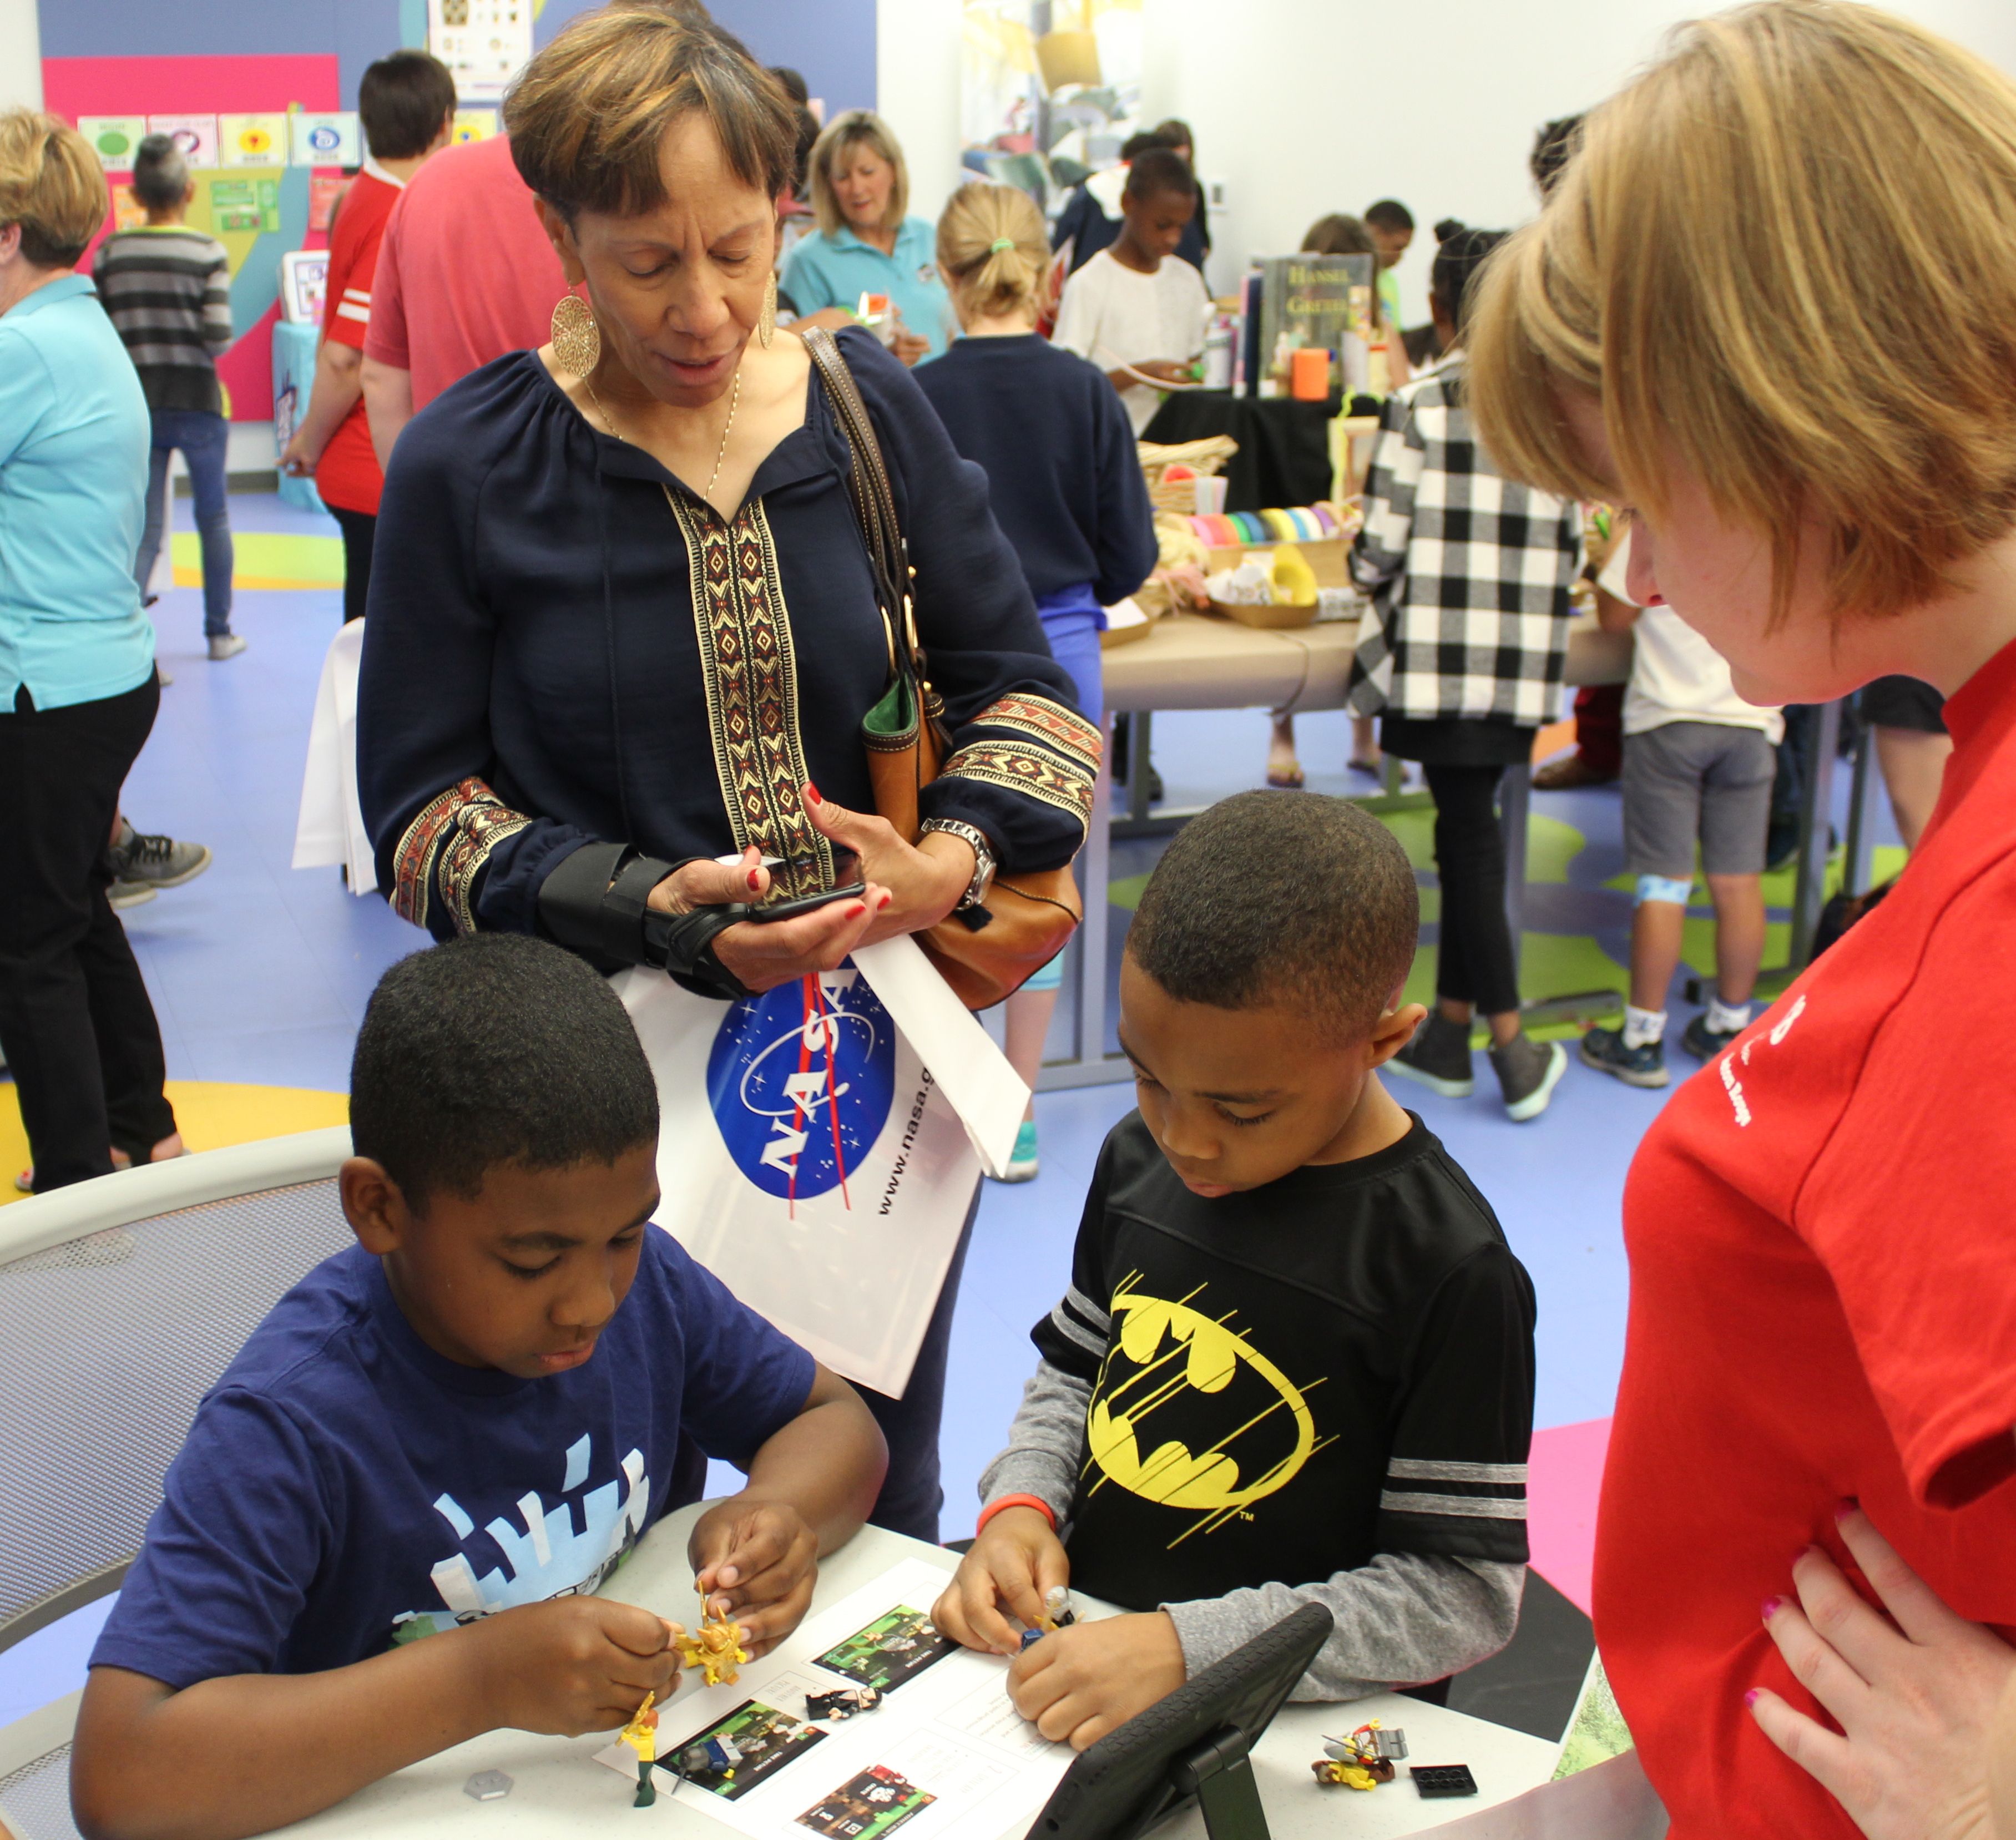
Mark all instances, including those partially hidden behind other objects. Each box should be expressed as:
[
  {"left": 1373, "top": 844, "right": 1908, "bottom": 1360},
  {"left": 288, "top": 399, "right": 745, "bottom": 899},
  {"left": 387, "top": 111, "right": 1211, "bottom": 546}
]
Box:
[
  {"left": 47, "top": 55, "right": 342, "bottom": 424},
  {"left": 42, "top": 53, "right": 341, "bottom": 117}
]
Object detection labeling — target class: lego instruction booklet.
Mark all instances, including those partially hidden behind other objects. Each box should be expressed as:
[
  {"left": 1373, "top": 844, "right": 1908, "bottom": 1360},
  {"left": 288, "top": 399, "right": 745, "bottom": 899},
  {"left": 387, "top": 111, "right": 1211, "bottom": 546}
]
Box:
[{"left": 595, "top": 1558, "right": 1074, "bottom": 1839}]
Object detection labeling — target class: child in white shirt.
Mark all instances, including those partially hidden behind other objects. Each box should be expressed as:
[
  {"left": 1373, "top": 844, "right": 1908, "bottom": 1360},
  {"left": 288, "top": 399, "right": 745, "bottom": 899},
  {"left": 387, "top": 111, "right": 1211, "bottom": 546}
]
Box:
[
  {"left": 1579, "top": 528, "right": 1785, "bottom": 1086},
  {"left": 1051, "top": 148, "right": 1209, "bottom": 436}
]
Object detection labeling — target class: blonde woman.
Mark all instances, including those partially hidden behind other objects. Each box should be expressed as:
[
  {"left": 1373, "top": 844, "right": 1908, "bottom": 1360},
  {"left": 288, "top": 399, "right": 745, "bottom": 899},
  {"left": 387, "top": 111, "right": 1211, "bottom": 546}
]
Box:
[
  {"left": 917, "top": 183, "right": 1156, "bottom": 1177},
  {"left": 1469, "top": 4, "right": 2016, "bottom": 1835},
  {"left": 779, "top": 109, "right": 949, "bottom": 365},
  {"left": 0, "top": 110, "right": 183, "bottom": 1194}
]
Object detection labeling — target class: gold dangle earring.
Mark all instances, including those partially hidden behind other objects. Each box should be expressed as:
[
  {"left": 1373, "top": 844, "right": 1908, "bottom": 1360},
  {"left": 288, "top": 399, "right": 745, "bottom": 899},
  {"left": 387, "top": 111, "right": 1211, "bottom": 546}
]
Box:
[
  {"left": 758, "top": 270, "right": 777, "bottom": 348},
  {"left": 551, "top": 287, "right": 601, "bottom": 375}
]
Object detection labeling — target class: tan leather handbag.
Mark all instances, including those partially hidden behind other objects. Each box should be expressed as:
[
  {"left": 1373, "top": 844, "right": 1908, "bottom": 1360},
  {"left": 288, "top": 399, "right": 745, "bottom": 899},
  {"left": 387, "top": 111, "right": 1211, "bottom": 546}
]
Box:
[{"left": 802, "top": 327, "right": 1084, "bottom": 1010}]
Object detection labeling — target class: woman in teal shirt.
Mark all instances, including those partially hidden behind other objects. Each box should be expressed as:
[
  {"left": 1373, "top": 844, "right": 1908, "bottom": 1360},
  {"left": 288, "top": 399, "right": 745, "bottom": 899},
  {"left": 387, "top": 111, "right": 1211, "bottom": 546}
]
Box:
[
  {"left": 0, "top": 110, "right": 180, "bottom": 1191},
  {"left": 780, "top": 111, "right": 952, "bottom": 365}
]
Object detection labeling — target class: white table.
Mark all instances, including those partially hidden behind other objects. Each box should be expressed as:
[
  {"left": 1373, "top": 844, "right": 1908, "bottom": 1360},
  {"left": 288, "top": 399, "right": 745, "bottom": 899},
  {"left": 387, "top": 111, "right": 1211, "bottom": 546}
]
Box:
[{"left": 280, "top": 1504, "right": 1554, "bottom": 1840}]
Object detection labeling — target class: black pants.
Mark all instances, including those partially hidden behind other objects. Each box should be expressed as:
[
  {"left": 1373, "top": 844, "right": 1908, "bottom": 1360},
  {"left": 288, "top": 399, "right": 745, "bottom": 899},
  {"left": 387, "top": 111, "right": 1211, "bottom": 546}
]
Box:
[
  {"left": 330, "top": 504, "right": 376, "bottom": 625},
  {"left": 1424, "top": 762, "right": 1521, "bottom": 1019},
  {"left": 0, "top": 676, "right": 176, "bottom": 1190},
  {"left": 856, "top": 1181, "right": 980, "bottom": 1542}
]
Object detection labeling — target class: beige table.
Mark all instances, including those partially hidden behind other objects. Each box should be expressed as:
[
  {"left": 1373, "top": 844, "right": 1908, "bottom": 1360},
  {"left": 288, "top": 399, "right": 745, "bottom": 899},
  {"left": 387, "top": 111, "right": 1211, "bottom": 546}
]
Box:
[
  {"left": 279, "top": 1504, "right": 1554, "bottom": 1840},
  {"left": 1040, "top": 612, "right": 1628, "bottom": 1089}
]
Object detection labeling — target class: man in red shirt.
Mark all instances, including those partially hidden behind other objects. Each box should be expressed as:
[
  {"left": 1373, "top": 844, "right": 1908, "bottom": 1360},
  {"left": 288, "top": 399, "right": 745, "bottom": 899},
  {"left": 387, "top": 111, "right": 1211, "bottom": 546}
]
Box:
[
  {"left": 358, "top": 134, "right": 566, "bottom": 468},
  {"left": 280, "top": 50, "right": 454, "bottom": 624}
]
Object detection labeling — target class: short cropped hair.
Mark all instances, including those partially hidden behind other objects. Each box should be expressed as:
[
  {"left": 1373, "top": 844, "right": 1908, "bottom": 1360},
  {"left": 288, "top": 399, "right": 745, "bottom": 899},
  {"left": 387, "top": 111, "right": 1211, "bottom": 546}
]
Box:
[
  {"left": 359, "top": 49, "right": 456, "bottom": 161},
  {"left": 1364, "top": 198, "right": 1413, "bottom": 235},
  {"left": 1469, "top": 0, "right": 2016, "bottom": 625},
  {"left": 0, "top": 109, "right": 107, "bottom": 267},
  {"left": 350, "top": 934, "right": 659, "bottom": 1212},
  {"left": 936, "top": 180, "right": 1045, "bottom": 320},
  {"left": 1124, "top": 146, "right": 1193, "bottom": 204},
  {"left": 130, "top": 133, "right": 188, "bottom": 213},
  {"left": 1128, "top": 792, "right": 1419, "bottom": 1040},
  {"left": 809, "top": 109, "right": 907, "bottom": 236},
  {"left": 506, "top": 5, "right": 796, "bottom": 221}
]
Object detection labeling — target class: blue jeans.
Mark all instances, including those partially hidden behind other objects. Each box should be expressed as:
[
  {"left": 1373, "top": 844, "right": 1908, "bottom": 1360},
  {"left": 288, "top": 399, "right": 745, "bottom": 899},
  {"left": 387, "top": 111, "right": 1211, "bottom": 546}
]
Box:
[{"left": 136, "top": 409, "right": 234, "bottom": 638}]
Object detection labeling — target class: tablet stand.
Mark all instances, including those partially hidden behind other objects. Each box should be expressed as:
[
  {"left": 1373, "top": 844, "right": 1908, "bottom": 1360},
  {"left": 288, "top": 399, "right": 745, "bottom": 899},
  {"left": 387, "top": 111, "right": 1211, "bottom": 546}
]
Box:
[{"left": 1171, "top": 1727, "right": 1274, "bottom": 1840}]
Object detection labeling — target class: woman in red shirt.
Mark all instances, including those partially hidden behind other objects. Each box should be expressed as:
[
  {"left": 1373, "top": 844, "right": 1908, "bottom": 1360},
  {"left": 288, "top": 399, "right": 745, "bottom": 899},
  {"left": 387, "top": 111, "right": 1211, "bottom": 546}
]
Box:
[{"left": 1467, "top": 5, "right": 2016, "bottom": 1835}]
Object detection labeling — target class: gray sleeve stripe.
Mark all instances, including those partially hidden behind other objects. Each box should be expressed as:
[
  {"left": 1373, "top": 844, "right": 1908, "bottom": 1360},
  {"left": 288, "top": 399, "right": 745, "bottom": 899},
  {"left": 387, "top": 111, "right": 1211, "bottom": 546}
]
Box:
[
  {"left": 1046, "top": 1307, "right": 1106, "bottom": 1360},
  {"left": 1387, "top": 1459, "right": 1529, "bottom": 1484},
  {"left": 1380, "top": 1489, "right": 1527, "bottom": 1521},
  {"left": 1062, "top": 1285, "right": 1111, "bottom": 1332}
]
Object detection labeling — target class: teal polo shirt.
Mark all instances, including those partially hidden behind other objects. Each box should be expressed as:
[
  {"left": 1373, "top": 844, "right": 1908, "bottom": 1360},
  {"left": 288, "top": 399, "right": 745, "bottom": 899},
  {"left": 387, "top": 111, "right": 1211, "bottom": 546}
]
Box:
[
  {"left": 0, "top": 274, "right": 155, "bottom": 711},
  {"left": 779, "top": 216, "right": 956, "bottom": 360}
]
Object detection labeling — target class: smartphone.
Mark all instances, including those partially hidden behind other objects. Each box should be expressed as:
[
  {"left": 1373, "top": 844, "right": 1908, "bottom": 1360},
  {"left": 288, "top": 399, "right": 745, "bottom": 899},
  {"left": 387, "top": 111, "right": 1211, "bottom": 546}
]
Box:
[{"left": 746, "top": 882, "right": 868, "bottom": 924}]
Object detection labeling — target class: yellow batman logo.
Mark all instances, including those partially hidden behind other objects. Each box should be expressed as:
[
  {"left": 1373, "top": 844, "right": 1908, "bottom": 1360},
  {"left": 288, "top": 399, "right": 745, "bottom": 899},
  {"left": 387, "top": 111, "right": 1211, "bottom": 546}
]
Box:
[{"left": 1084, "top": 1288, "right": 1327, "bottom": 1539}]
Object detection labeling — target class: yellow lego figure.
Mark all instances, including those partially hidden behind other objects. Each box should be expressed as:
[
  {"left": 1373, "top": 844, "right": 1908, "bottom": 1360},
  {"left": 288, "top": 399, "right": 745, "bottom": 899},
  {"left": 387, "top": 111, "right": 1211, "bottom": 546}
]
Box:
[
  {"left": 620, "top": 1692, "right": 659, "bottom": 1808},
  {"left": 675, "top": 1594, "right": 750, "bottom": 1687}
]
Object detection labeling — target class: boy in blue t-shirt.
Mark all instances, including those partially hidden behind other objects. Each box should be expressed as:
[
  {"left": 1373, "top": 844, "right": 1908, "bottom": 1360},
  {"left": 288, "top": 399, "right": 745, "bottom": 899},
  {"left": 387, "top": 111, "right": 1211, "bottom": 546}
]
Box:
[{"left": 72, "top": 934, "right": 886, "bottom": 1838}]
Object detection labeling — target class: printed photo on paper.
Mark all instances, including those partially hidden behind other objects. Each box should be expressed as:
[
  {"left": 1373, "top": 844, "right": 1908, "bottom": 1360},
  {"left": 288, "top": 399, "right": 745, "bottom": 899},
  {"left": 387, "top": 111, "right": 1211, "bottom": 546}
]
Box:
[
  {"left": 665, "top": 1699, "right": 826, "bottom": 1802},
  {"left": 796, "top": 1764, "right": 936, "bottom": 1838},
  {"left": 815, "top": 1606, "right": 958, "bottom": 1694}
]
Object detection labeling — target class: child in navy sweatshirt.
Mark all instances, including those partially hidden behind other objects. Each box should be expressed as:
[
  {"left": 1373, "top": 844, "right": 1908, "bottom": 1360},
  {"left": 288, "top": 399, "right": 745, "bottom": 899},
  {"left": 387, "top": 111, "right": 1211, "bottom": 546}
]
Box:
[{"left": 916, "top": 180, "right": 1157, "bottom": 1180}]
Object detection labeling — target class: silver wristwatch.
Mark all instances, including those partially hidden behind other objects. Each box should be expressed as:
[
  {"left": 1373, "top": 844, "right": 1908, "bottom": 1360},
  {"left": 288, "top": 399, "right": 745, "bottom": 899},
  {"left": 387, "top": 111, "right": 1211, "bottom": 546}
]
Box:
[{"left": 920, "top": 818, "right": 998, "bottom": 911}]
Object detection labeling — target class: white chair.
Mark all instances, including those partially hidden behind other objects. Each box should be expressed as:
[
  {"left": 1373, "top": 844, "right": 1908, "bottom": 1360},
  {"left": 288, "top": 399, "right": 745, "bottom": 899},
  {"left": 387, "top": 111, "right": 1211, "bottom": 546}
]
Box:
[{"left": 0, "top": 1129, "right": 354, "bottom": 1840}]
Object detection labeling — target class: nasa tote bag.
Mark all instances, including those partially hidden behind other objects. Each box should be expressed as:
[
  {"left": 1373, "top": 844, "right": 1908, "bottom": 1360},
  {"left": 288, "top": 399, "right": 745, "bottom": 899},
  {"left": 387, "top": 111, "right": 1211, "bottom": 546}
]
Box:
[{"left": 615, "top": 936, "right": 1025, "bottom": 1399}]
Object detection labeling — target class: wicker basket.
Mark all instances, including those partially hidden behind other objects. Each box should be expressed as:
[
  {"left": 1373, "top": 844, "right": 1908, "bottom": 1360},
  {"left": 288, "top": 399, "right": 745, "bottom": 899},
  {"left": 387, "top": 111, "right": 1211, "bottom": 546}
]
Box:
[{"left": 1138, "top": 436, "right": 1238, "bottom": 515}]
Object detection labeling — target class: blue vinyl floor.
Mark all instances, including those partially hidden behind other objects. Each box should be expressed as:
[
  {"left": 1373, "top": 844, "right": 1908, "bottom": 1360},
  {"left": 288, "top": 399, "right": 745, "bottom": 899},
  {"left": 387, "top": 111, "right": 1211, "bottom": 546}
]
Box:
[{"left": 0, "top": 491, "right": 1897, "bottom": 1731}]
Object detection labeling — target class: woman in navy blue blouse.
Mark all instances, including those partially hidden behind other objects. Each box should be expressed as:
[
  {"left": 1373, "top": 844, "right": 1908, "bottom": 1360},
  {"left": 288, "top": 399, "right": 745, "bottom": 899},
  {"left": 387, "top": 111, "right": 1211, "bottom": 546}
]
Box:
[{"left": 356, "top": 8, "right": 1099, "bottom": 1541}]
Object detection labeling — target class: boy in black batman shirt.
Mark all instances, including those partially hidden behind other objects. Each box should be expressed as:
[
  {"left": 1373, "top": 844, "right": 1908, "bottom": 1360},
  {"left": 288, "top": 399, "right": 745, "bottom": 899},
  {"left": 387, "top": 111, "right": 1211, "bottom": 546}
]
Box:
[{"left": 933, "top": 791, "right": 1534, "bottom": 1747}]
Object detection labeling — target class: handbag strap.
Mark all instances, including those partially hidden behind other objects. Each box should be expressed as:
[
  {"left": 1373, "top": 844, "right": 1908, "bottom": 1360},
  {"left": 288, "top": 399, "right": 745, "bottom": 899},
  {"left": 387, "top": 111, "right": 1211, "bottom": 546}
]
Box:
[{"left": 802, "top": 326, "right": 917, "bottom": 681}]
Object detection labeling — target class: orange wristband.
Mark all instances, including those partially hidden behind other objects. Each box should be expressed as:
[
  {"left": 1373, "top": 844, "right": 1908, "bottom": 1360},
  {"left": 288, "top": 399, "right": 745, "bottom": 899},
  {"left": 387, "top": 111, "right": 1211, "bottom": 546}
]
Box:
[{"left": 977, "top": 1493, "right": 1057, "bottom": 1535}]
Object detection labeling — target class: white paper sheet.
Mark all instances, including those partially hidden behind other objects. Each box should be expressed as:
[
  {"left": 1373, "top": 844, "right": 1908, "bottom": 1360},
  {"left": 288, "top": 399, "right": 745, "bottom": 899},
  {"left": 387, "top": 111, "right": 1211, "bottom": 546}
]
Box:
[
  {"left": 593, "top": 1558, "right": 1073, "bottom": 1839},
  {"left": 850, "top": 937, "right": 1028, "bottom": 1179},
  {"left": 291, "top": 620, "right": 376, "bottom": 893}
]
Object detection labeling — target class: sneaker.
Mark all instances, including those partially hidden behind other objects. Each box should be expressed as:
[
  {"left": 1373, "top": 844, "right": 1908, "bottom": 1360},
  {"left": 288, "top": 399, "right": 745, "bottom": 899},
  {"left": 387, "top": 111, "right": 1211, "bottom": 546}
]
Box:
[
  {"left": 1680, "top": 1012, "right": 1744, "bottom": 1061},
  {"left": 1578, "top": 1024, "right": 1670, "bottom": 1089},
  {"left": 1489, "top": 1034, "right": 1569, "bottom": 1121},
  {"left": 208, "top": 633, "right": 247, "bottom": 661},
  {"left": 993, "top": 1119, "right": 1040, "bottom": 1184},
  {"left": 109, "top": 820, "right": 213, "bottom": 891},
  {"left": 1387, "top": 1011, "right": 1476, "bottom": 1099},
  {"left": 1532, "top": 753, "right": 1618, "bottom": 791},
  {"left": 108, "top": 879, "right": 158, "bottom": 910}
]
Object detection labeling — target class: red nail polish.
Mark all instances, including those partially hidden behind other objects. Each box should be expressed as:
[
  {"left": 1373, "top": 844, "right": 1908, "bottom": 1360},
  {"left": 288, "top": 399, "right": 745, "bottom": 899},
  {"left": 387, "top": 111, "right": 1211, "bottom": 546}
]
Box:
[
  {"left": 747, "top": 870, "right": 762, "bottom": 890},
  {"left": 804, "top": 781, "right": 822, "bottom": 806},
  {"left": 1834, "top": 1497, "right": 1858, "bottom": 1522},
  {"left": 850, "top": 903, "right": 867, "bottom": 919},
  {"left": 1744, "top": 1689, "right": 1762, "bottom": 1708},
  {"left": 878, "top": 893, "right": 892, "bottom": 910},
  {"left": 1761, "top": 1596, "right": 1783, "bottom": 1619}
]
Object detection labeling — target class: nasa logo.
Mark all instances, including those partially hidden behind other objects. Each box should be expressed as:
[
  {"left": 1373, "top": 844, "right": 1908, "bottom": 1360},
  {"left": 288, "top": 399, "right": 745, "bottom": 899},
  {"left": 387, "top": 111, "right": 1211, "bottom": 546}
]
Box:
[{"left": 706, "top": 971, "right": 896, "bottom": 1200}]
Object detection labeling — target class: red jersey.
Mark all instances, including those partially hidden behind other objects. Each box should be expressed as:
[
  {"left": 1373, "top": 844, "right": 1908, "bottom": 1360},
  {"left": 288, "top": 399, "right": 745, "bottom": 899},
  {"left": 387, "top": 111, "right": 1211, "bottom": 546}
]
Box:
[
  {"left": 316, "top": 167, "right": 402, "bottom": 515},
  {"left": 1597, "top": 636, "right": 2016, "bottom": 1838},
  {"left": 361, "top": 135, "right": 563, "bottom": 412}
]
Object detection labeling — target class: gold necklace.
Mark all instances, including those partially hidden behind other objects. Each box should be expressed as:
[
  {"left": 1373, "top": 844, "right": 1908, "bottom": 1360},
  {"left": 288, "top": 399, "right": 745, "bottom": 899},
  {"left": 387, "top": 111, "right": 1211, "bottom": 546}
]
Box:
[{"left": 585, "top": 366, "right": 743, "bottom": 502}]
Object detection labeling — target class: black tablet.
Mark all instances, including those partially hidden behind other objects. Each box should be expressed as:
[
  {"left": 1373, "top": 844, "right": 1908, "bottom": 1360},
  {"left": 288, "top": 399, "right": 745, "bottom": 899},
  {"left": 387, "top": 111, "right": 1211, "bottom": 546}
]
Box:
[{"left": 1024, "top": 1601, "right": 1332, "bottom": 1840}]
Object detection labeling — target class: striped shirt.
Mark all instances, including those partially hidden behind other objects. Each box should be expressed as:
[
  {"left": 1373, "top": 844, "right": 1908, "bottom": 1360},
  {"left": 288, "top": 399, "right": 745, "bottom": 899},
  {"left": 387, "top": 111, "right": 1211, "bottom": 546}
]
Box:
[{"left": 95, "top": 226, "right": 234, "bottom": 415}]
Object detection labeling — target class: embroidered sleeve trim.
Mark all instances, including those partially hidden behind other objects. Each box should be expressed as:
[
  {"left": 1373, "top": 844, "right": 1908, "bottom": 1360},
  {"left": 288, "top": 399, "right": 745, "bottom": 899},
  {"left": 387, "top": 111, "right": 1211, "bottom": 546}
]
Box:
[
  {"left": 668, "top": 488, "right": 833, "bottom": 899},
  {"left": 974, "top": 694, "right": 1102, "bottom": 774},
  {"left": 390, "top": 776, "right": 532, "bottom": 934},
  {"left": 941, "top": 738, "right": 1095, "bottom": 825}
]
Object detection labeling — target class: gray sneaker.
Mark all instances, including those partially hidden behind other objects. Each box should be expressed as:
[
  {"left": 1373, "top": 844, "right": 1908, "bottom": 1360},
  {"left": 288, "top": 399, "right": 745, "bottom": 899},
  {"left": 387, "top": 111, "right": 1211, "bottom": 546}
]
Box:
[
  {"left": 208, "top": 633, "right": 247, "bottom": 661},
  {"left": 1488, "top": 1033, "right": 1569, "bottom": 1121},
  {"left": 108, "top": 879, "right": 159, "bottom": 911},
  {"left": 109, "top": 819, "right": 213, "bottom": 891},
  {"left": 1387, "top": 1010, "right": 1476, "bottom": 1098},
  {"left": 1579, "top": 1023, "right": 1670, "bottom": 1089}
]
